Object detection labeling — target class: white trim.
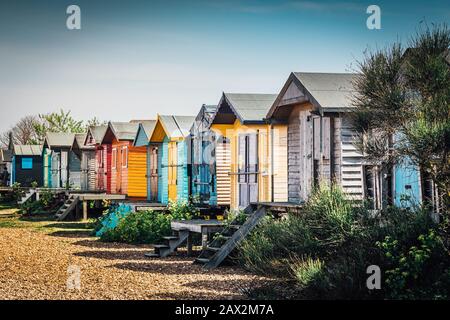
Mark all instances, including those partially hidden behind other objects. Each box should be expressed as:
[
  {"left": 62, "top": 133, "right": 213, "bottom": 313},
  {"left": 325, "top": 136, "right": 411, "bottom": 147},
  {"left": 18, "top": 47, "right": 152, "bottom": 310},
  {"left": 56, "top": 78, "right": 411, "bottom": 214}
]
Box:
[
  {"left": 121, "top": 146, "right": 128, "bottom": 168},
  {"left": 112, "top": 148, "right": 117, "bottom": 169}
]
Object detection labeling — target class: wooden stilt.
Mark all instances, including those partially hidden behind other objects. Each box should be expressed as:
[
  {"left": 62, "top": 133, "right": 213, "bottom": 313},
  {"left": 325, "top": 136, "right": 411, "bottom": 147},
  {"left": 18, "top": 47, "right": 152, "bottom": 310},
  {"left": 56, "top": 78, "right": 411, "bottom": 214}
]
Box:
[
  {"left": 201, "top": 229, "right": 208, "bottom": 250},
  {"left": 186, "top": 233, "right": 193, "bottom": 256},
  {"left": 83, "top": 201, "right": 88, "bottom": 221}
]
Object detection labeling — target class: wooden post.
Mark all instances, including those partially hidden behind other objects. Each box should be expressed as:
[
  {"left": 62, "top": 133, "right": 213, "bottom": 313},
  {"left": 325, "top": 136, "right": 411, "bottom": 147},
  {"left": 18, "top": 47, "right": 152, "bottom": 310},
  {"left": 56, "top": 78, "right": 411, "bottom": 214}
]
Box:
[
  {"left": 75, "top": 202, "right": 80, "bottom": 219},
  {"left": 83, "top": 201, "right": 88, "bottom": 221},
  {"left": 201, "top": 228, "right": 208, "bottom": 250},
  {"left": 186, "top": 233, "right": 193, "bottom": 256}
]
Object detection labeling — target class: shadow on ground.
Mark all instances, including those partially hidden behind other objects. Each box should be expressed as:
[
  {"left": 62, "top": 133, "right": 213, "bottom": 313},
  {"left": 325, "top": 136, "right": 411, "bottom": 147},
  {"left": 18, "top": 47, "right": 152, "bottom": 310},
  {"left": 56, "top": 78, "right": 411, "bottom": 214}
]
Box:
[
  {"left": 49, "top": 230, "right": 93, "bottom": 238},
  {"left": 73, "top": 250, "right": 152, "bottom": 261}
]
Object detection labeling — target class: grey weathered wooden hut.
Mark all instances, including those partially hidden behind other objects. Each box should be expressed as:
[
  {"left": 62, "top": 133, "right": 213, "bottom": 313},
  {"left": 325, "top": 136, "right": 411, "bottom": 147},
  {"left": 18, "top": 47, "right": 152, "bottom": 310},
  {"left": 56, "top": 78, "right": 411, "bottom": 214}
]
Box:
[
  {"left": 43, "top": 132, "right": 81, "bottom": 189},
  {"left": 266, "top": 72, "right": 365, "bottom": 203},
  {"left": 189, "top": 104, "right": 217, "bottom": 206},
  {"left": 72, "top": 133, "right": 96, "bottom": 191}
]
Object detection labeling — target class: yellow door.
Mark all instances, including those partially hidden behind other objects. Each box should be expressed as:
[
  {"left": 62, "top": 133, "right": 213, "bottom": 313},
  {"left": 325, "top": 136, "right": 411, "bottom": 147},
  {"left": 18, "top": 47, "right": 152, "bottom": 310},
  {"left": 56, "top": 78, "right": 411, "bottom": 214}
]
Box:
[{"left": 168, "top": 141, "right": 177, "bottom": 201}]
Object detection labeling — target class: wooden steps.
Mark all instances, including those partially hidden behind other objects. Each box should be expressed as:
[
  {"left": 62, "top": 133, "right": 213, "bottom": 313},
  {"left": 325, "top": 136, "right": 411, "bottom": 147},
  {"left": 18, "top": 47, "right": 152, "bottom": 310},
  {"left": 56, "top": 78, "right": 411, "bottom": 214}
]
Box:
[
  {"left": 145, "top": 228, "right": 190, "bottom": 258},
  {"left": 195, "top": 204, "right": 267, "bottom": 269},
  {"left": 18, "top": 189, "right": 36, "bottom": 205},
  {"left": 55, "top": 195, "right": 80, "bottom": 221}
]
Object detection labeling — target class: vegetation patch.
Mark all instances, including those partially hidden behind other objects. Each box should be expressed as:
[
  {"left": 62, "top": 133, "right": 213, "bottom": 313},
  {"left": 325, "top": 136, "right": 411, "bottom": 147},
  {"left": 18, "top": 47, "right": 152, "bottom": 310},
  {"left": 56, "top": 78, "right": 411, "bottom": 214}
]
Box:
[
  {"left": 239, "top": 184, "right": 450, "bottom": 300},
  {"left": 98, "top": 200, "right": 199, "bottom": 245}
]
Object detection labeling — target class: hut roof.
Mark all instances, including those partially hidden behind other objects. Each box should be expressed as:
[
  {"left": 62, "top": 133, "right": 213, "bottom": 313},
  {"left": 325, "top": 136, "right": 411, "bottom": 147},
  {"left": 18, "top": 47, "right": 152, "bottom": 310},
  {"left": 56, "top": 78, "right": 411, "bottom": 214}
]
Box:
[
  {"left": 85, "top": 125, "right": 108, "bottom": 145},
  {"left": 267, "top": 72, "right": 357, "bottom": 119},
  {"left": 13, "top": 145, "right": 43, "bottom": 156},
  {"left": 0, "top": 149, "right": 12, "bottom": 163},
  {"left": 191, "top": 104, "right": 217, "bottom": 133},
  {"left": 159, "top": 115, "right": 196, "bottom": 139},
  {"left": 212, "top": 93, "right": 277, "bottom": 125},
  {"left": 108, "top": 122, "right": 140, "bottom": 141},
  {"left": 133, "top": 120, "right": 157, "bottom": 146},
  {"left": 44, "top": 132, "right": 76, "bottom": 148},
  {"left": 73, "top": 133, "right": 94, "bottom": 151}
]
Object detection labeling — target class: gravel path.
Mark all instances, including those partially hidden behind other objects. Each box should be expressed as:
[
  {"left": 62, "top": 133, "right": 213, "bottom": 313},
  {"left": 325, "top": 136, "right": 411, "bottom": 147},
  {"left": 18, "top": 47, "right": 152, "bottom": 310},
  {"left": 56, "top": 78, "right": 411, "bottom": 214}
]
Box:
[{"left": 0, "top": 215, "right": 265, "bottom": 300}]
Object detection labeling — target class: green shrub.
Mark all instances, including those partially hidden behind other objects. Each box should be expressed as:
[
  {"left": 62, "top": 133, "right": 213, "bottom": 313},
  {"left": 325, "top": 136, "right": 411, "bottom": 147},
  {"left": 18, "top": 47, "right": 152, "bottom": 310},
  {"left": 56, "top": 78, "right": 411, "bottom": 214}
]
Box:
[
  {"left": 100, "top": 200, "right": 197, "bottom": 244},
  {"left": 101, "top": 210, "right": 173, "bottom": 244},
  {"left": 291, "top": 257, "right": 327, "bottom": 289},
  {"left": 239, "top": 184, "right": 448, "bottom": 299},
  {"left": 167, "top": 199, "right": 199, "bottom": 220},
  {"left": 378, "top": 229, "right": 450, "bottom": 299}
]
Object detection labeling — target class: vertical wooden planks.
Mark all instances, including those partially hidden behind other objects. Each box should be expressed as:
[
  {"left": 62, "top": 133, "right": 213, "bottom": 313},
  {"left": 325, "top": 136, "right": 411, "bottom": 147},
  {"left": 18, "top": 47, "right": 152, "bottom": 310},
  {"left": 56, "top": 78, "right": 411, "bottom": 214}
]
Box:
[
  {"left": 272, "top": 125, "right": 288, "bottom": 202},
  {"left": 215, "top": 136, "right": 231, "bottom": 206}
]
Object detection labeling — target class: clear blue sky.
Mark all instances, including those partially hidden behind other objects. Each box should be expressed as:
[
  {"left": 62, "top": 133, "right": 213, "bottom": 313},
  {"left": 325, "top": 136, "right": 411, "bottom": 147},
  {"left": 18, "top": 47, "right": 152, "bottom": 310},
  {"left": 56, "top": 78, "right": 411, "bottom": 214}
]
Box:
[{"left": 0, "top": 0, "right": 448, "bottom": 132}]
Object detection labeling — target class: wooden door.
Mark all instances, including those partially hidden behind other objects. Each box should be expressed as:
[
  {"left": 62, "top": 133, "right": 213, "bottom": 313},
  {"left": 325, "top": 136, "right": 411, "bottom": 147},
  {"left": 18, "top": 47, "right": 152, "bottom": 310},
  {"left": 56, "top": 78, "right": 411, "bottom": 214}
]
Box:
[
  {"left": 168, "top": 142, "right": 177, "bottom": 201},
  {"left": 81, "top": 152, "right": 88, "bottom": 191},
  {"left": 149, "top": 146, "right": 159, "bottom": 201},
  {"left": 43, "top": 151, "right": 51, "bottom": 187},
  {"left": 116, "top": 148, "right": 122, "bottom": 193},
  {"left": 61, "top": 151, "right": 68, "bottom": 188},
  {"left": 51, "top": 152, "right": 60, "bottom": 188},
  {"left": 97, "top": 148, "right": 104, "bottom": 190},
  {"left": 238, "top": 133, "right": 258, "bottom": 208}
]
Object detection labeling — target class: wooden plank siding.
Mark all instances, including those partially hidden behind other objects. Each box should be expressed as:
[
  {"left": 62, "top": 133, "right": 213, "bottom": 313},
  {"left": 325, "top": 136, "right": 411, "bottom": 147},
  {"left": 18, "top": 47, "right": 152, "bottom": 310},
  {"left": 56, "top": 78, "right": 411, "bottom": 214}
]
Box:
[
  {"left": 284, "top": 104, "right": 364, "bottom": 203},
  {"left": 177, "top": 140, "right": 189, "bottom": 202},
  {"left": 158, "top": 138, "right": 169, "bottom": 204},
  {"left": 215, "top": 133, "right": 232, "bottom": 206},
  {"left": 212, "top": 121, "right": 288, "bottom": 210},
  {"left": 111, "top": 138, "right": 147, "bottom": 198},
  {"left": 127, "top": 145, "right": 147, "bottom": 198}
]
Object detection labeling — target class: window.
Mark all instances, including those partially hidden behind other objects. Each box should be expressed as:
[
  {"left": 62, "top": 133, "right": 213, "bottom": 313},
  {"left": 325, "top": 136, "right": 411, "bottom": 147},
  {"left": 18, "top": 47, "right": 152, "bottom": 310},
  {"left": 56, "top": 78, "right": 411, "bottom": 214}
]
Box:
[
  {"left": 112, "top": 148, "right": 117, "bottom": 169},
  {"left": 21, "top": 158, "right": 33, "bottom": 170},
  {"left": 122, "top": 146, "right": 128, "bottom": 168}
]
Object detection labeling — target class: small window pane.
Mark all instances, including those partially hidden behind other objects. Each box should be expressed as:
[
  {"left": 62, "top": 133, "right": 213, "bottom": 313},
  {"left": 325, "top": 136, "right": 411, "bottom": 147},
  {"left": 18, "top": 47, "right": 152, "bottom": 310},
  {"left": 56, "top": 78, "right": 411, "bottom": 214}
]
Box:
[{"left": 22, "top": 158, "right": 33, "bottom": 169}]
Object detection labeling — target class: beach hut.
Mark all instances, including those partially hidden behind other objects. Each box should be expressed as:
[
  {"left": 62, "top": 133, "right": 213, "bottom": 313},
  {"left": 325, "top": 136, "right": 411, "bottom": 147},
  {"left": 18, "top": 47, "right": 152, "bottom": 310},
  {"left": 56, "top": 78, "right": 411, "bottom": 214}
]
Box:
[
  {"left": 133, "top": 120, "right": 158, "bottom": 201},
  {"left": 101, "top": 122, "right": 150, "bottom": 198},
  {"left": 72, "top": 133, "right": 96, "bottom": 191},
  {"left": 11, "top": 145, "right": 43, "bottom": 187},
  {"left": 0, "top": 149, "right": 12, "bottom": 186},
  {"left": 210, "top": 93, "right": 288, "bottom": 210},
  {"left": 189, "top": 104, "right": 217, "bottom": 206},
  {"left": 148, "top": 115, "right": 195, "bottom": 204},
  {"left": 266, "top": 72, "right": 367, "bottom": 203},
  {"left": 84, "top": 125, "right": 109, "bottom": 192},
  {"left": 43, "top": 132, "right": 81, "bottom": 189}
]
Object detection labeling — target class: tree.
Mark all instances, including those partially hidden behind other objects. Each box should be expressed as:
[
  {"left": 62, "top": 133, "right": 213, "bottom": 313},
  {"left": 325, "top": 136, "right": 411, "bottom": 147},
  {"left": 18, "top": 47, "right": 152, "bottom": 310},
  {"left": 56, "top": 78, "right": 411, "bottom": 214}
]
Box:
[
  {"left": 0, "top": 115, "right": 42, "bottom": 148},
  {"left": 33, "top": 109, "right": 85, "bottom": 141},
  {"left": 1, "top": 110, "right": 106, "bottom": 148},
  {"left": 85, "top": 117, "right": 108, "bottom": 130},
  {"left": 351, "top": 24, "right": 449, "bottom": 217}
]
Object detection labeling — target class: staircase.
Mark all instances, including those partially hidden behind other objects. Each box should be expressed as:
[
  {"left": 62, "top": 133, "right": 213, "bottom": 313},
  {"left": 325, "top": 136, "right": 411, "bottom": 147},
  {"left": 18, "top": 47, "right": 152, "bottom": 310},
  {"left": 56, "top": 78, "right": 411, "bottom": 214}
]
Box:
[
  {"left": 195, "top": 204, "right": 267, "bottom": 269},
  {"left": 145, "top": 228, "right": 190, "bottom": 258},
  {"left": 55, "top": 195, "right": 80, "bottom": 221},
  {"left": 18, "top": 189, "right": 36, "bottom": 205}
]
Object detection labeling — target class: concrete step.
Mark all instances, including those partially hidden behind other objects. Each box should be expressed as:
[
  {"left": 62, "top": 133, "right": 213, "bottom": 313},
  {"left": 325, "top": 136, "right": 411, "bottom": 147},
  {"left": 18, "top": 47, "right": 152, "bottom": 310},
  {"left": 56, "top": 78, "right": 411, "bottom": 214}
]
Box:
[
  {"left": 152, "top": 244, "right": 170, "bottom": 249},
  {"left": 163, "top": 236, "right": 179, "bottom": 241},
  {"left": 144, "top": 253, "right": 160, "bottom": 258},
  {"left": 195, "top": 258, "right": 210, "bottom": 264}
]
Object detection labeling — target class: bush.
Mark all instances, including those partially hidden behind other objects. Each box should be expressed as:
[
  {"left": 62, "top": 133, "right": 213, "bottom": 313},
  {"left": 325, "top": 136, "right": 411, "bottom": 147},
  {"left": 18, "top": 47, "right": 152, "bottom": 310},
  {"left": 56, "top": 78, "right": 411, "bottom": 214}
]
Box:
[
  {"left": 99, "top": 200, "right": 197, "bottom": 244},
  {"left": 239, "top": 184, "right": 448, "bottom": 299},
  {"left": 101, "top": 210, "right": 173, "bottom": 244},
  {"left": 167, "top": 199, "right": 199, "bottom": 220},
  {"left": 378, "top": 229, "right": 450, "bottom": 299}
]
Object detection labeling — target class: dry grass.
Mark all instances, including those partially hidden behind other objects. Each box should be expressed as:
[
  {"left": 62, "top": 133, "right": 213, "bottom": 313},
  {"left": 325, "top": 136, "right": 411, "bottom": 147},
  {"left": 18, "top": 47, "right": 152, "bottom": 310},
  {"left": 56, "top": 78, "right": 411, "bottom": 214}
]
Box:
[{"left": 0, "top": 208, "right": 266, "bottom": 300}]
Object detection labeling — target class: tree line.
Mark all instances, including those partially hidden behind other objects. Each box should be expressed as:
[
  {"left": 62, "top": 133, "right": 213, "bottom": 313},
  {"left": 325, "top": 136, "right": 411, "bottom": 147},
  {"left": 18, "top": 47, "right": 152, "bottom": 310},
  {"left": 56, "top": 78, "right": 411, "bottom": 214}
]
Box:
[{"left": 0, "top": 109, "right": 106, "bottom": 148}]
